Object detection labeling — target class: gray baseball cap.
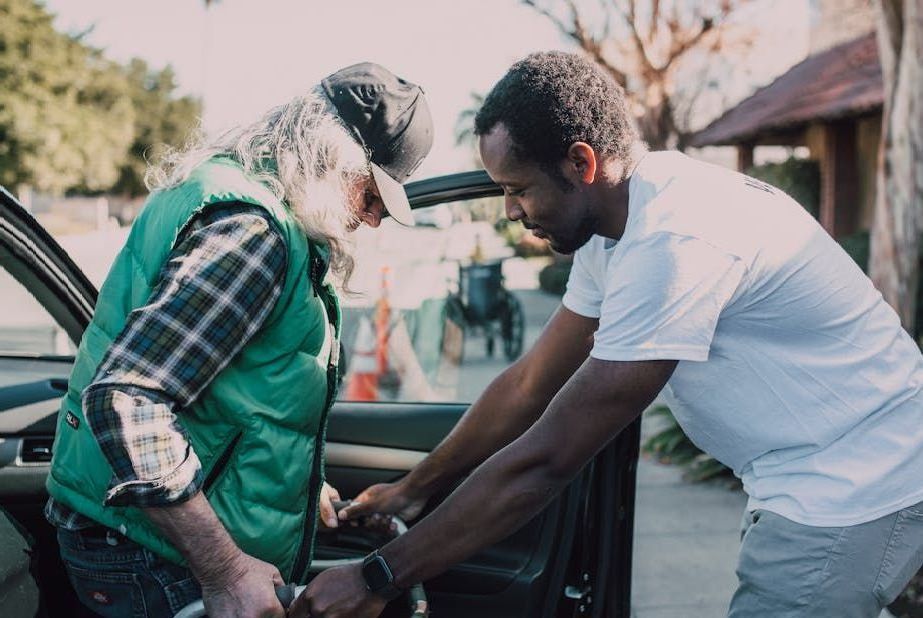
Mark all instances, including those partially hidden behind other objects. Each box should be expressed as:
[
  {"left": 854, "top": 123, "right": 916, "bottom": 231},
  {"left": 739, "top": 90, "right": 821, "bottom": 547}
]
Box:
[{"left": 322, "top": 63, "right": 434, "bottom": 226}]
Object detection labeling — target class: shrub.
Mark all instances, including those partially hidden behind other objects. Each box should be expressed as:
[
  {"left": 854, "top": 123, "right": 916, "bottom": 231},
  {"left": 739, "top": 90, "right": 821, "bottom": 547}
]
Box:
[
  {"left": 641, "top": 405, "right": 734, "bottom": 483},
  {"left": 538, "top": 260, "right": 572, "bottom": 295},
  {"left": 747, "top": 156, "right": 821, "bottom": 218}
]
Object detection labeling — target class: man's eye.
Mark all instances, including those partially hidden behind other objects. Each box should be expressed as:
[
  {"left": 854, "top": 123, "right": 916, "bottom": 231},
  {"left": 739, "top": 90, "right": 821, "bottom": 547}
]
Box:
[{"left": 507, "top": 188, "right": 525, "bottom": 197}]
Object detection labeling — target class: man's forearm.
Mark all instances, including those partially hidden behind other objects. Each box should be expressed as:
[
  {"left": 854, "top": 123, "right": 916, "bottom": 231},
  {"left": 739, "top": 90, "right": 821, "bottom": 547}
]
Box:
[
  {"left": 383, "top": 426, "right": 572, "bottom": 587},
  {"left": 401, "top": 307, "right": 596, "bottom": 500},
  {"left": 145, "top": 492, "right": 244, "bottom": 588},
  {"left": 378, "top": 357, "right": 675, "bottom": 588},
  {"left": 402, "top": 362, "right": 552, "bottom": 498}
]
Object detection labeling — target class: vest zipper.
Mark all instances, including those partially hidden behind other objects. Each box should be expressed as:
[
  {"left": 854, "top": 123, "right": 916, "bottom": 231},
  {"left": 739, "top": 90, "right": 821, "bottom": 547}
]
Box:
[
  {"left": 290, "top": 362, "right": 338, "bottom": 582},
  {"left": 290, "top": 291, "right": 340, "bottom": 582},
  {"left": 203, "top": 431, "right": 243, "bottom": 493}
]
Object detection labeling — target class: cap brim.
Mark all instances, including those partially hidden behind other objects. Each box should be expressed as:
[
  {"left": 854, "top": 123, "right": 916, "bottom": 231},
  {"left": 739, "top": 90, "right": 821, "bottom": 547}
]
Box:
[{"left": 371, "top": 164, "right": 415, "bottom": 227}]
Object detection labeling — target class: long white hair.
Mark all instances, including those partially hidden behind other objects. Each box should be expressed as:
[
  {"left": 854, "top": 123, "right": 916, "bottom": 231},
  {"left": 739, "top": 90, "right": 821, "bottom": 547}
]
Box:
[{"left": 145, "top": 89, "right": 369, "bottom": 288}]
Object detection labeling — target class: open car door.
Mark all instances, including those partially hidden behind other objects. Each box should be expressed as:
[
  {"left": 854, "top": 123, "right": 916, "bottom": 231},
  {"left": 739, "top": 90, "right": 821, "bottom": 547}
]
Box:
[
  {"left": 0, "top": 186, "right": 96, "bottom": 616},
  {"left": 317, "top": 171, "right": 641, "bottom": 618}
]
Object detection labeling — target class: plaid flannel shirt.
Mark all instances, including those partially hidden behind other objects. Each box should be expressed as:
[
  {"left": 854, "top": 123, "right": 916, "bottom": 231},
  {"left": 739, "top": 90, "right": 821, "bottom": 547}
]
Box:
[{"left": 46, "top": 203, "right": 287, "bottom": 529}]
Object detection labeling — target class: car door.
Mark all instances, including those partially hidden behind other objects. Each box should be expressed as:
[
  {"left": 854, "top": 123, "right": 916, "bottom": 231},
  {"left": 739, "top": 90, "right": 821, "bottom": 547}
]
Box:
[
  {"left": 0, "top": 185, "right": 96, "bottom": 616},
  {"left": 318, "top": 171, "right": 641, "bottom": 618},
  {"left": 0, "top": 173, "right": 640, "bottom": 618}
]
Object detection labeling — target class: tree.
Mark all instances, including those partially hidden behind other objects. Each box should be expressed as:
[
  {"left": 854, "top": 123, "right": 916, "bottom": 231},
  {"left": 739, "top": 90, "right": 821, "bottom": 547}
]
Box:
[
  {"left": 112, "top": 60, "right": 201, "bottom": 196},
  {"left": 0, "top": 0, "right": 134, "bottom": 194},
  {"left": 0, "top": 0, "right": 201, "bottom": 197},
  {"left": 521, "top": 0, "right": 753, "bottom": 150},
  {"left": 869, "top": 0, "right": 923, "bottom": 333}
]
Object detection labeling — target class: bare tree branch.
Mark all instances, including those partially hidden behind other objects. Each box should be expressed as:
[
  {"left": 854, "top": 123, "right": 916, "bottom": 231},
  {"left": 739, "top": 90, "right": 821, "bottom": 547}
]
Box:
[
  {"left": 624, "top": 0, "right": 659, "bottom": 78},
  {"left": 522, "top": 0, "right": 756, "bottom": 150},
  {"left": 649, "top": 0, "right": 661, "bottom": 43},
  {"left": 665, "top": 16, "right": 716, "bottom": 69},
  {"left": 521, "top": 0, "right": 630, "bottom": 88}
]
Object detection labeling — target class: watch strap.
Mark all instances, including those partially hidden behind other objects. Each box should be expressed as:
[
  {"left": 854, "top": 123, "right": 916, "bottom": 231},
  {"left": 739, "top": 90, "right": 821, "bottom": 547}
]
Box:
[{"left": 361, "top": 550, "right": 402, "bottom": 601}]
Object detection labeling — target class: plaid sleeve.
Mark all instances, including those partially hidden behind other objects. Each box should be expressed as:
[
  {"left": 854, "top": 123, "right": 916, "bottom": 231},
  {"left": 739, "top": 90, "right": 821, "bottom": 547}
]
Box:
[{"left": 84, "top": 204, "right": 287, "bottom": 508}]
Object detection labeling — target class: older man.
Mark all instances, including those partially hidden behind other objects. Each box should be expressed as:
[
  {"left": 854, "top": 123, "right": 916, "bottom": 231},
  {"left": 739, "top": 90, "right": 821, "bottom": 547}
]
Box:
[{"left": 45, "top": 63, "right": 432, "bottom": 618}]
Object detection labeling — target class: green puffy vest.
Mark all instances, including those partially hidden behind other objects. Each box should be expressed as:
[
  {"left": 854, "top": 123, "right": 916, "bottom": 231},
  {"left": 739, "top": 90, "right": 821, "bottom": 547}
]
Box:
[{"left": 46, "top": 158, "right": 340, "bottom": 582}]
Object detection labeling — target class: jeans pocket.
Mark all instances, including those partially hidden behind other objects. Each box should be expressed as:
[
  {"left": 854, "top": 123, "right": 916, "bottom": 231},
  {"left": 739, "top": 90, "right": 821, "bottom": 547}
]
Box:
[
  {"left": 163, "top": 576, "right": 202, "bottom": 614},
  {"left": 64, "top": 563, "right": 147, "bottom": 618}
]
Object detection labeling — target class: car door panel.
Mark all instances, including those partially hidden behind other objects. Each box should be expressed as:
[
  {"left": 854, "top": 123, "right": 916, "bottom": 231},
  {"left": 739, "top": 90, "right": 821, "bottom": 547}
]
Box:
[
  {"left": 327, "top": 401, "right": 464, "bottom": 451},
  {"left": 320, "top": 399, "right": 592, "bottom": 618}
]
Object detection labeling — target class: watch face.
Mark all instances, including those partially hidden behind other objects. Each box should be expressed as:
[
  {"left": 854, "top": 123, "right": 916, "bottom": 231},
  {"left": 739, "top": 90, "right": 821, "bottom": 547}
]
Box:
[{"left": 362, "top": 555, "right": 392, "bottom": 591}]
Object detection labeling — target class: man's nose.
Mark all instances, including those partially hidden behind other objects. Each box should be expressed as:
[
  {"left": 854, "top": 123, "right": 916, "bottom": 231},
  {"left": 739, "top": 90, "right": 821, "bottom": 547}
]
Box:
[
  {"left": 505, "top": 196, "right": 524, "bottom": 222},
  {"left": 362, "top": 202, "right": 384, "bottom": 228}
]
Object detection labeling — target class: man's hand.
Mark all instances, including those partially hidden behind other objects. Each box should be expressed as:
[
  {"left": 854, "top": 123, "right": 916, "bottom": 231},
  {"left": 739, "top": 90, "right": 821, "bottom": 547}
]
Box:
[
  {"left": 201, "top": 551, "right": 286, "bottom": 618},
  {"left": 318, "top": 482, "right": 342, "bottom": 530},
  {"left": 288, "top": 563, "right": 386, "bottom": 618},
  {"left": 337, "top": 479, "right": 427, "bottom": 524},
  {"left": 146, "top": 492, "right": 286, "bottom": 618}
]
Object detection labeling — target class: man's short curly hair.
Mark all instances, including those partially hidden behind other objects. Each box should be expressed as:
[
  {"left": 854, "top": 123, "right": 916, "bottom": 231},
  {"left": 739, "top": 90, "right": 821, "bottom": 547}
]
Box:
[{"left": 474, "top": 51, "right": 638, "bottom": 179}]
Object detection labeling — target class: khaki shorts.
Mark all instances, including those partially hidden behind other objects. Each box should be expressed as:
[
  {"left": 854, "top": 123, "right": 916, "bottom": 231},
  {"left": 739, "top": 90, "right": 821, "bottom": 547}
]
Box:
[{"left": 728, "top": 502, "right": 923, "bottom": 618}]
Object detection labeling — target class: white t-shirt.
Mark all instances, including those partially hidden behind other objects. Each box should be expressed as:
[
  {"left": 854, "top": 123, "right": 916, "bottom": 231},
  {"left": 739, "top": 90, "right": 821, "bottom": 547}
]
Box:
[{"left": 563, "top": 151, "right": 923, "bottom": 526}]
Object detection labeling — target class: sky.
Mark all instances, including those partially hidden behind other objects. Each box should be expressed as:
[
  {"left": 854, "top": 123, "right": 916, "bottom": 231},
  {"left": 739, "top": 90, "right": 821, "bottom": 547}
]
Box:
[{"left": 44, "top": 0, "right": 810, "bottom": 177}]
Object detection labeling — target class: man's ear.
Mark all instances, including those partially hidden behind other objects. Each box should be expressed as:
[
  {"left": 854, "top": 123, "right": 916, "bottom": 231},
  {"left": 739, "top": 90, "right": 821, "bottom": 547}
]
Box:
[{"left": 563, "top": 142, "right": 597, "bottom": 185}]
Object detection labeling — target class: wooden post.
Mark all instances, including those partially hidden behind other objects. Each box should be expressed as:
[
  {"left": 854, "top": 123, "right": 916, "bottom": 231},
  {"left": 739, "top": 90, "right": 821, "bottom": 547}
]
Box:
[
  {"left": 820, "top": 121, "right": 859, "bottom": 238},
  {"left": 737, "top": 143, "right": 755, "bottom": 172}
]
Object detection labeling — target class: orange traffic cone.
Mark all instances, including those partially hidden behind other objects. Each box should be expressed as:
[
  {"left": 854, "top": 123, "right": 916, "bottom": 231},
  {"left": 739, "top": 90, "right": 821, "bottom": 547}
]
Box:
[
  {"left": 344, "top": 315, "right": 379, "bottom": 401},
  {"left": 375, "top": 267, "right": 392, "bottom": 376},
  {"left": 345, "top": 267, "right": 398, "bottom": 401}
]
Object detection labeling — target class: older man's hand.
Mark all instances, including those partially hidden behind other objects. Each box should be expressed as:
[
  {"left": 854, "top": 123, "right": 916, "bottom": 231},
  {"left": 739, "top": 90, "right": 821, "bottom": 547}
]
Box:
[
  {"left": 317, "top": 482, "right": 342, "bottom": 530},
  {"left": 200, "top": 551, "right": 286, "bottom": 618},
  {"left": 288, "top": 563, "right": 387, "bottom": 618}
]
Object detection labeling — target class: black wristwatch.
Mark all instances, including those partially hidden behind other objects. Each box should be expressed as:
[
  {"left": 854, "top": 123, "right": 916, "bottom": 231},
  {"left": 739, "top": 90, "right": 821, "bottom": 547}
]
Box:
[{"left": 361, "top": 550, "right": 402, "bottom": 601}]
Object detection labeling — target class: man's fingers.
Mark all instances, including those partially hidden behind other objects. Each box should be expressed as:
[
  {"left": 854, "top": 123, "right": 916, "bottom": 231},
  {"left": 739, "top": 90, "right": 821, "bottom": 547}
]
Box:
[
  {"left": 319, "top": 497, "right": 338, "bottom": 528},
  {"left": 288, "top": 590, "right": 311, "bottom": 618},
  {"left": 270, "top": 566, "right": 285, "bottom": 586},
  {"left": 338, "top": 501, "right": 371, "bottom": 521}
]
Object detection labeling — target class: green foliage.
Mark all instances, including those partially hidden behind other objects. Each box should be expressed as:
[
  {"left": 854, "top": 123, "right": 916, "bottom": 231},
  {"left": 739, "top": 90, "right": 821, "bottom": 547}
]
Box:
[
  {"left": 112, "top": 60, "right": 201, "bottom": 196},
  {"left": 538, "top": 260, "right": 572, "bottom": 295},
  {"left": 838, "top": 229, "right": 871, "bottom": 272},
  {"left": 747, "top": 156, "right": 821, "bottom": 218},
  {"left": 0, "top": 0, "right": 201, "bottom": 196},
  {"left": 642, "top": 404, "right": 733, "bottom": 483}
]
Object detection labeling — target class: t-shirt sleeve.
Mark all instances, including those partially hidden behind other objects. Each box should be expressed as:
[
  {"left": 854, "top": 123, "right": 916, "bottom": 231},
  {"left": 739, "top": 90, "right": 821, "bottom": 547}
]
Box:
[
  {"left": 591, "top": 232, "right": 745, "bottom": 362},
  {"left": 562, "top": 242, "right": 604, "bottom": 318}
]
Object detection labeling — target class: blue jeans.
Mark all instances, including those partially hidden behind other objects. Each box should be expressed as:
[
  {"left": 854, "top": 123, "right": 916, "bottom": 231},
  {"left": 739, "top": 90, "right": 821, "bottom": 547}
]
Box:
[{"left": 57, "top": 526, "right": 201, "bottom": 618}]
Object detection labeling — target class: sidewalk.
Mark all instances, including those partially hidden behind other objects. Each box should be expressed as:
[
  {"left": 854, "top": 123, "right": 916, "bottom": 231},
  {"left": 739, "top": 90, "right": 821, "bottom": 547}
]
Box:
[{"left": 631, "top": 451, "right": 746, "bottom": 617}]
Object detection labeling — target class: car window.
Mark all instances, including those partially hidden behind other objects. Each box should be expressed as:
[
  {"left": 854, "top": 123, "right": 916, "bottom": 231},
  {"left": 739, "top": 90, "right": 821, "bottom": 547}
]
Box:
[
  {"left": 337, "top": 196, "right": 560, "bottom": 404},
  {"left": 0, "top": 259, "right": 76, "bottom": 357}
]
